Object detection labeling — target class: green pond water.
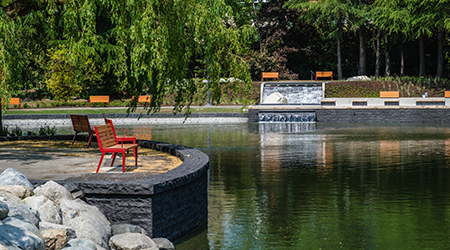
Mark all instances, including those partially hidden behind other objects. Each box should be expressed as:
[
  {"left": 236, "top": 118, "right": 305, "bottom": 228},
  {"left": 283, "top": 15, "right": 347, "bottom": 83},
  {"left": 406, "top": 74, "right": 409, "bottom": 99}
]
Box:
[
  {"left": 53, "top": 121, "right": 450, "bottom": 249},
  {"left": 125, "top": 122, "right": 450, "bottom": 250}
]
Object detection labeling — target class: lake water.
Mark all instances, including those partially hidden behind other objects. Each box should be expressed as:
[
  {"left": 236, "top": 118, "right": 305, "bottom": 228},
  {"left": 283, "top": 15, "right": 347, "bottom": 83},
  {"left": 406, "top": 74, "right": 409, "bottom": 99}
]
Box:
[{"left": 122, "top": 122, "right": 450, "bottom": 250}]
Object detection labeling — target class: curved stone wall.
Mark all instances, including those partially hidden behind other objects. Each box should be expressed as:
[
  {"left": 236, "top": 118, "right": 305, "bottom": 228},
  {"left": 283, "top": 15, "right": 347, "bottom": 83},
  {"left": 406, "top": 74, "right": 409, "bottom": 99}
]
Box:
[{"left": 2, "top": 135, "right": 209, "bottom": 240}]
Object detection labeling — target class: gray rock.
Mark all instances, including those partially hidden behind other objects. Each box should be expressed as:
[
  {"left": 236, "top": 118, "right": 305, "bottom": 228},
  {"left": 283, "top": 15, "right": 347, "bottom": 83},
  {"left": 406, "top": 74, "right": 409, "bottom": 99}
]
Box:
[
  {"left": 0, "top": 196, "right": 40, "bottom": 227},
  {"left": 0, "top": 201, "right": 8, "bottom": 220},
  {"left": 0, "top": 168, "right": 34, "bottom": 190},
  {"left": 263, "top": 92, "right": 288, "bottom": 104},
  {"left": 109, "top": 233, "right": 158, "bottom": 250},
  {"left": 39, "top": 222, "right": 77, "bottom": 242},
  {"left": 2, "top": 215, "right": 43, "bottom": 241},
  {"left": 33, "top": 181, "right": 73, "bottom": 206},
  {"left": 65, "top": 238, "right": 97, "bottom": 250},
  {"left": 24, "top": 196, "right": 62, "bottom": 224},
  {"left": 41, "top": 229, "right": 69, "bottom": 250},
  {"left": 0, "top": 185, "right": 34, "bottom": 199},
  {"left": 60, "top": 199, "right": 111, "bottom": 249},
  {"left": 152, "top": 238, "right": 175, "bottom": 250},
  {"left": 0, "top": 220, "right": 44, "bottom": 250},
  {"left": 346, "top": 75, "right": 371, "bottom": 81},
  {"left": 112, "top": 224, "right": 147, "bottom": 235},
  {"left": 0, "top": 235, "right": 22, "bottom": 250}
]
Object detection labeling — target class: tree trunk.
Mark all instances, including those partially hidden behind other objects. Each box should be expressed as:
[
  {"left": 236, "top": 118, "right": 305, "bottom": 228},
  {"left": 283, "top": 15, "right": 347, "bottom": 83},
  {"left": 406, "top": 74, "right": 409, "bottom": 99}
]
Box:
[
  {"left": 437, "top": 31, "right": 444, "bottom": 78},
  {"left": 375, "top": 28, "right": 381, "bottom": 77},
  {"left": 358, "top": 28, "right": 366, "bottom": 76},
  {"left": 419, "top": 34, "right": 425, "bottom": 76},
  {"left": 400, "top": 34, "right": 404, "bottom": 76},
  {"left": 385, "top": 33, "right": 390, "bottom": 77},
  {"left": 337, "top": 35, "right": 343, "bottom": 79}
]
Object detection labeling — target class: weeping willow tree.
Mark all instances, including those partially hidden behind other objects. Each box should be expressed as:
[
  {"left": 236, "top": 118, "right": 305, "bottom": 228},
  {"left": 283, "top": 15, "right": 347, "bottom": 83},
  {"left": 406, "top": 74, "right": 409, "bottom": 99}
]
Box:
[{"left": 0, "top": 0, "right": 255, "bottom": 115}]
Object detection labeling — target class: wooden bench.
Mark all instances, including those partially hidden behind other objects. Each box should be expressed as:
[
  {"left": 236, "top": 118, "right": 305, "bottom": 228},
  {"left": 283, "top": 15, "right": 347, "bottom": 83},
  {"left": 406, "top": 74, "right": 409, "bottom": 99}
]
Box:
[
  {"left": 380, "top": 91, "right": 399, "bottom": 98},
  {"left": 70, "top": 114, "right": 95, "bottom": 148},
  {"left": 4, "top": 98, "right": 21, "bottom": 109},
  {"left": 89, "top": 96, "right": 110, "bottom": 107},
  {"left": 261, "top": 72, "right": 279, "bottom": 82},
  {"left": 315, "top": 71, "right": 333, "bottom": 80},
  {"left": 94, "top": 124, "right": 138, "bottom": 173},
  {"left": 138, "top": 95, "right": 151, "bottom": 103}
]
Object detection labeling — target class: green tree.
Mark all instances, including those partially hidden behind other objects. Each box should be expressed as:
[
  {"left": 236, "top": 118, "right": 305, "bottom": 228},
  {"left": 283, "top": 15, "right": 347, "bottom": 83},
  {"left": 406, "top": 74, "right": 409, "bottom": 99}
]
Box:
[
  {"left": 286, "top": 0, "right": 352, "bottom": 79},
  {"left": 1, "top": 0, "right": 254, "bottom": 114},
  {"left": 46, "top": 45, "right": 103, "bottom": 101}
]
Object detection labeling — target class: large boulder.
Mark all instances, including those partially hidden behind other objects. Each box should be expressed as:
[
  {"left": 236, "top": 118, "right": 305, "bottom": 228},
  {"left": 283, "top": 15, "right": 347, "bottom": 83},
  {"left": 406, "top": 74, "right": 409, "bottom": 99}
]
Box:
[
  {"left": 263, "top": 92, "right": 288, "bottom": 104},
  {"left": 60, "top": 199, "right": 111, "bottom": 249},
  {"left": 109, "top": 233, "right": 158, "bottom": 250},
  {"left": 0, "top": 168, "right": 34, "bottom": 189},
  {"left": 0, "top": 215, "right": 45, "bottom": 250},
  {"left": 41, "top": 229, "right": 70, "bottom": 250},
  {"left": 39, "top": 222, "right": 77, "bottom": 242},
  {"left": 346, "top": 75, "right": 371, "bottom": 81},
  {"left": 0, "top": 185, "right": 33, "bottom": 199},
  {"left": 24, "top": 196, "right": 62, "bottom": 224},
  {"left": 0, "top": 195, "right": 40, "bottom": 227},
  {"left": 33, "top": 181, "right": 73, "bottom": 206},
  {"left": 64, "top": 238, "right": 98, "bottom": 250},
  {"left": 0, "top": 201, "right": 8, "bottom": 220},
  {"left": 111, "top": 224, "right": 147, "bottom": 236},
  {"left": 152, "top": 238, "right": 175, "bottom": 250}
]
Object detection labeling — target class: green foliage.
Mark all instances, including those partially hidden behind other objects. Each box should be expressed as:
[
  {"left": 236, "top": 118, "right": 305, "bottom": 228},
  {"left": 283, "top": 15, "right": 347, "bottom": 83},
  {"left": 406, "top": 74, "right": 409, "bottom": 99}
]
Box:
[
  {"left": 39, "top": 125, "right": 57, "bottom": 136},
  {"left": 45, "top": 45, "right": 103, "bottom": 101}
]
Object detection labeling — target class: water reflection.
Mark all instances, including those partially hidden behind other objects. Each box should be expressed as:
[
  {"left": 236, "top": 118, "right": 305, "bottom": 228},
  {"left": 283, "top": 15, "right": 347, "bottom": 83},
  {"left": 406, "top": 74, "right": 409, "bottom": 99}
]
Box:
[{"left": 159, "top": 123, "right": 450, "bottom": 250}]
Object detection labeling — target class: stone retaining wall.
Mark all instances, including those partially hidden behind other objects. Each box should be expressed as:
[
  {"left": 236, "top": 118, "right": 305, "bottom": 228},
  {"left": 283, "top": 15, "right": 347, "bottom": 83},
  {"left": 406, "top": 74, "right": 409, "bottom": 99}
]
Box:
[
  {"left": 249, "top": 108, "right": 450, "bottom": 123},
  {"left": 10, "top": 135, "right": 211, "bottom": 241},
  {"left": 3, "top": 113, "right": 247, "bottom": 127}
]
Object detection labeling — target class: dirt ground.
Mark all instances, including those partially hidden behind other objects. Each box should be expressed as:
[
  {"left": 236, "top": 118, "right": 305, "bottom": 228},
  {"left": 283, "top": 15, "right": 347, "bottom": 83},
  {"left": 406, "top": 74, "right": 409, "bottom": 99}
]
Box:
[{"left": 0, "top": 140, "right": 182, "bottom": 180}]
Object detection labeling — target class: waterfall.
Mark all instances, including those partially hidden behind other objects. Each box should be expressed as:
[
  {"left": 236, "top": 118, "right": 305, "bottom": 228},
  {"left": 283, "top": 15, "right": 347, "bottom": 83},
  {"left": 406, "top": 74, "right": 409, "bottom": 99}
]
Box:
[
  {"left": 258, "top": 111, "right": 316, "bottom": 123},
  {"left": 262, "top": 84, "right": 322, "bottom": 105}
]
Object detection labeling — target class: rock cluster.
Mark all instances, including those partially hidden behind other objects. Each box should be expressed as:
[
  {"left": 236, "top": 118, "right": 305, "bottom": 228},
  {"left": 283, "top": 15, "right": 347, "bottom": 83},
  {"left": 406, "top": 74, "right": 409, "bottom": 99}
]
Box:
[{"left": 0, "top": 168, "right": 175, "bottom": 250}]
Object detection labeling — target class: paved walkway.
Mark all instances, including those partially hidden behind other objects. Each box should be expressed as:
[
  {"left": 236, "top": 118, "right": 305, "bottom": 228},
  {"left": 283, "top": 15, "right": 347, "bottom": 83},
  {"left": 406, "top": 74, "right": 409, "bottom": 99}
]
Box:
[{"left": 0, "top": 139, "right": 182, "bottom": 181}]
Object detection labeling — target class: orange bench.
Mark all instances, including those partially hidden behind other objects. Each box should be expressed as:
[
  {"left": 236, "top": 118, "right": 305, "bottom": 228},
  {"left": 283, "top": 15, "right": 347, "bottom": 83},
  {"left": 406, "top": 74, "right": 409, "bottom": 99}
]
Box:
[
  {"left": 315, "top": 71, "right": 333, "bottom": 80},
  {"left": 445, "top": 91, "right": 450, "bottom": 98},
  {"left": 138, "top": 95, "right": 151, "bottom": 103},
  {"left": 261, "top": 72, "right": 279, "bottom": 82},
  {"left": 94, "top": 123, "right": 138, "bottom": 173},
  {"left": 380, "top": 91, "right": 399, "bottom": 98},
  {"left": 70, "top": 114, "right": 95, "bottom": 148},
  {"left": 6, "top": 98, "right": 21, "bottom": 109},
  {"left": 89, "top": 96, "right": 110, "bottom": 107}
]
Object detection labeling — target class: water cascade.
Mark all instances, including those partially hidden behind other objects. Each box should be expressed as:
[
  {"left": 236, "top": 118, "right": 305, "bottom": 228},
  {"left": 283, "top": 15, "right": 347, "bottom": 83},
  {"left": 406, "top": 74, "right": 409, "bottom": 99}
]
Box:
[
  {"left": 258, "top": 111, "right": 316, "bottom": 123},
  {"left": 261, "top": 82, "right": 323, "bottom": 105}
]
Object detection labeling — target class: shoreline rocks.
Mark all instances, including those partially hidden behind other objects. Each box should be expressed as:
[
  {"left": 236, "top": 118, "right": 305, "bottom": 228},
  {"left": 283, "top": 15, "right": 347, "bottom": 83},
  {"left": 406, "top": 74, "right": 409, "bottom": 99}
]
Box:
[{"left": 0, "top": 168, "right": 175, "bottom": 250}]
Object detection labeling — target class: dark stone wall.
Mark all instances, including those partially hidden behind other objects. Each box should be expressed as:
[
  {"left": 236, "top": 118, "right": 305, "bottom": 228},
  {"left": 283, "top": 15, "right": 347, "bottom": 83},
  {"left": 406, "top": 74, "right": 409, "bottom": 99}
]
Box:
[
  {"left": 249, "top": 108, "right": 450, "bottom": 123},
  {"left": 316, "top": 109, "right": 450, "bottom": 123},
  {"left": 78, "top": 140, "right": 210, "bottom": 240}
]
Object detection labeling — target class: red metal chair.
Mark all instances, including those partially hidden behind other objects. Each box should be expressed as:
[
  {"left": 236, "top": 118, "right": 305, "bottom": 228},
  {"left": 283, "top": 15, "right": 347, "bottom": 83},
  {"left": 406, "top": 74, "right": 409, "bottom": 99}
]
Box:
[
  {"left": 94, "top": 124, "right": 138, "bottom": 173},
  {"left": 104, "top": 118, "right": 136, "bottom": 144}
]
